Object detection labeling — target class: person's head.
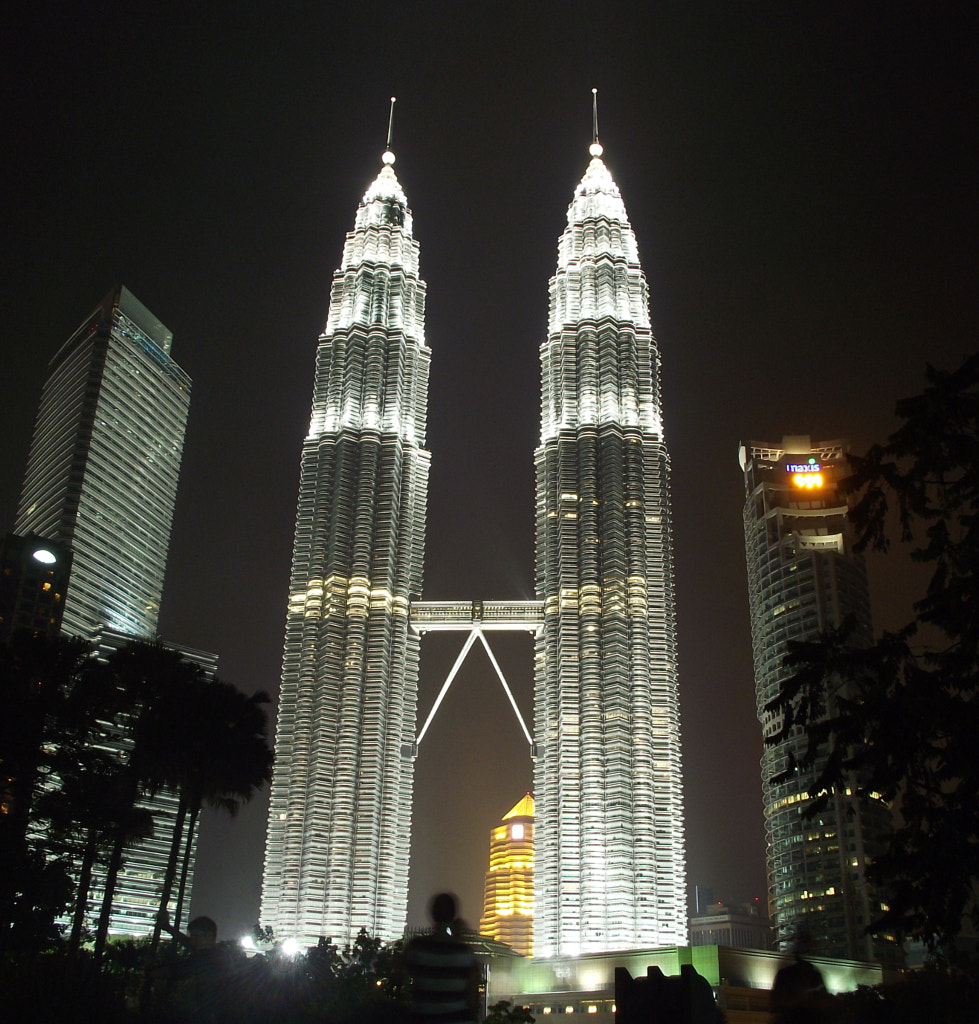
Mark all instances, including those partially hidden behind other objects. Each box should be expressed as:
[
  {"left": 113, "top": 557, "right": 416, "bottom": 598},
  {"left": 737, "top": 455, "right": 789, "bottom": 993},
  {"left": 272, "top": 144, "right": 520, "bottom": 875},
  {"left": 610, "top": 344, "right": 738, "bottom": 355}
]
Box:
[
  {"left": 187, "top": 915, "right": 218, "bottom": 950},
  {"left": 430, "top": 892, "right": 457, "bottom": 928}
]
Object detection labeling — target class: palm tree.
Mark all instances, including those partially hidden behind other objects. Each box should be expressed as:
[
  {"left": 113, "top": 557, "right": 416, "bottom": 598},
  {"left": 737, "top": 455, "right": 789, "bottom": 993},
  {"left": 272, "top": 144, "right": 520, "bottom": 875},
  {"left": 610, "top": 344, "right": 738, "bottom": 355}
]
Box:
[
  {"left": 0, "top": 633, "right": 93, "bottom": 953},
  {"left": 83, "top": 641, "right": 208, "bottom": 963},
  {"left": 33, "top": 754, "right": 154, "bottom": 956},
  {"left": 149, "top": 677, "right": 273, "bottom": 949}
]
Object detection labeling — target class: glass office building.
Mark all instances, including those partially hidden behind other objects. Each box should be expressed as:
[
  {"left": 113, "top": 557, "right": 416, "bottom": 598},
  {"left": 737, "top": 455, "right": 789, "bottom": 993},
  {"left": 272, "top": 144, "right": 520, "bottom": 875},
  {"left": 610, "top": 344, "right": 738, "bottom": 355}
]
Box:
[
  {"left": 15, "top": 286, "right": 199, "bottom": 936},
  {"left": 16, "top": 286, "right": 190, "bottom": 640},
  {"left": 739, "top": 436, "right": 894, "bottom": 960}
]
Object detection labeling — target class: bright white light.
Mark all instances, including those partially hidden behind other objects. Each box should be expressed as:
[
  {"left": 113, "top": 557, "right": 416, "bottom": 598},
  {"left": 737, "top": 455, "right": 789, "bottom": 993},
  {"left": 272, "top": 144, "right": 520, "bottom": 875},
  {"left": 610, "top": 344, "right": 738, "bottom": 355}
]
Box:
[
  {"left": 32, "top": 548, "right": 57, "bottom": 564},
  {"left": 240, "top": 935, "right": 257, "bottom": 951},
  {"left": 281, "top": 937, "right": 301, "bottom": 958}
]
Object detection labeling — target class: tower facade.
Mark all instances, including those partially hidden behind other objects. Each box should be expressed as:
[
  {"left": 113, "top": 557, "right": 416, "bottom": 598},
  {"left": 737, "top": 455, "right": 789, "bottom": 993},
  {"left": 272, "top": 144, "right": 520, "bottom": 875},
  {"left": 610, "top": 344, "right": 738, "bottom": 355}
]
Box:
[
  {"left": 739, "top": 436, "right": 893, "bottom": 960},
  {"left": 13, "top": 287, "right": 202, "bottom": 936},
  {"left": 480, "top": 793, "right": 535, "bottom": 956},
  {"left": 534, "top": 143, "right": 685, "bottom": 955},
  {"left": 15, "top": 286, "right": 191, "bottom": 640},
  {"left": 261, "top": 150, "right": 430, "bottom": 947}
]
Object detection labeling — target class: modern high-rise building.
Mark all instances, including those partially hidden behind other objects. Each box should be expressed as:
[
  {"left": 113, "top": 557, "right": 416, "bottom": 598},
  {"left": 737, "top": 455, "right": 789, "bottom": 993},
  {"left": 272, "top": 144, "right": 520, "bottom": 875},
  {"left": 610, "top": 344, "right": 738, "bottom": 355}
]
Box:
[
  {"left": 15, "top": 286, "right": 191, "bottom": 640},
  {"left": 263, "top": 122, "right": 686, "bottom": 956},
  {"left": 13, "top": 286, "right": 204, "bottom": 936},
  {"left": 533, "top": 140, "right": 685, "bottom": 955},
  {"left": 480, "top": 793, "right": 535, "bottom": 956},
  {"left": 739, "top": 436, "right": 894, "bottom": 961},
  {"left": 261, "top": 146, "right": 430, "bottom": 947}
]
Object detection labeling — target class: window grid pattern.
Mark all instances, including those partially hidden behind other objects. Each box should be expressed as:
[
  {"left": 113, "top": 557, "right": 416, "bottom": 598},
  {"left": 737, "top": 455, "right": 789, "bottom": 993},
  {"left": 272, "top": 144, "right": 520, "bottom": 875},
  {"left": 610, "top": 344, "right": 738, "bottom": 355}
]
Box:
[
  {"left": 534, "top": 154, "right": 685, "bottom": 956},
  {"left": 15, "top": 289, "right": 200, "bottom": 937},
  {"left": 738, "top": 439, "right": 895, "bottom": 961},
  {"left": 16, "top": 291, "right": 191, "bottom": 640},
  {"left": 262, "top": 159, "right": 430, "bottom": 947}
]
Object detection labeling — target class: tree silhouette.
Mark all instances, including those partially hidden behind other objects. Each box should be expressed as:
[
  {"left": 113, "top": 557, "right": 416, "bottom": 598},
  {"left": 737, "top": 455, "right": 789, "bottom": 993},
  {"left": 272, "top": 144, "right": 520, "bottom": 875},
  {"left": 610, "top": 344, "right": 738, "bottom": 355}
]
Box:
[
  {"left": 147, "top": 676, "right": 273, "bottom": 950},
  {"left": 83, "top": 641, "right": 209, "bottom": 963},
  {"left": 770, "top": 353, "right": 979, "bottom": 951},
  {"left": 0, "top": 633, "right": 92, "bottom": 953}
]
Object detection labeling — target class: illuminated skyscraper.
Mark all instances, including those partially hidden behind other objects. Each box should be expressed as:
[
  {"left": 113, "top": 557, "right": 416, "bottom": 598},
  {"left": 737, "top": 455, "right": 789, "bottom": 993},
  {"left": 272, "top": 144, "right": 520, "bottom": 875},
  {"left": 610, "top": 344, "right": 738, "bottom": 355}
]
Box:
[
  {"left": 480, "top": 793, "right": 534, "bottom": 956},
  {"left": 261, "top": 145, "right": 430, "bottom": 946},
  {"left": 739, "top": 436, "right": 894, "bottom": 960},
  {"left": 534, "top": 138, "right": 685, "bottom": 955},
  {"left": 13, "top": 286, "right": 204, "bottom": 936},
  {"left": 15, "top": 286, "right": 191, "bottom": 639}
]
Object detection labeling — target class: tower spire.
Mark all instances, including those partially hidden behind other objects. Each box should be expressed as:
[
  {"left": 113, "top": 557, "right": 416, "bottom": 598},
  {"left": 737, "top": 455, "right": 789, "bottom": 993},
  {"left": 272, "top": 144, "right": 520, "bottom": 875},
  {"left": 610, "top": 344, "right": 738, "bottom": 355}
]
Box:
[
  {"left": 383, "top": 96, "right": 397, "bottom": 165},
  {"left": 590, "top": 87, "right": 603, "bottom": 157}
]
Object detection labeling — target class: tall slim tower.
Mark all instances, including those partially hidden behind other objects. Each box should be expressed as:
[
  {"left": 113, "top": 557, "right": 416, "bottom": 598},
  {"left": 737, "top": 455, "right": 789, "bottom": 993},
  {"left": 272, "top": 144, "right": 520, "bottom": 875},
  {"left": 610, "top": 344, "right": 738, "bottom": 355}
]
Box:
[
  {"left": 261, "top": 146, "right": 430, "bottom": 947},
  {"left": 15, "top": 286, "right": 191, "bottom": 639},
  {"left": 739, "top": 436, "right": 893, "bottom": 960},
  {"left": 534, "top": 137, "right": 685, "bottom": 956},
  {"left": 14, "top": 286, "right": 202, "bottom": 936}
]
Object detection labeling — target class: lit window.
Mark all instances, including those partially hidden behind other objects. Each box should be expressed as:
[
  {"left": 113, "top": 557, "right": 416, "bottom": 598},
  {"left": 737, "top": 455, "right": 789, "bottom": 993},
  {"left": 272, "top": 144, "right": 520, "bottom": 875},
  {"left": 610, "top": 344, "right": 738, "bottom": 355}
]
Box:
[{"left": 512, "top": 823, "right": 524, "bottom": 840}]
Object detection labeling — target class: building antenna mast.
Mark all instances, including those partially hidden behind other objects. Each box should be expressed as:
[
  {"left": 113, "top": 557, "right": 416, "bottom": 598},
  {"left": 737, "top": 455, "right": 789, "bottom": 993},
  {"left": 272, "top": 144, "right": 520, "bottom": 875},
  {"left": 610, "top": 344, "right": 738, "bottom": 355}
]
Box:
[
  {"left": 590, "top": 88, "right": 603, "bottom": 157},
  {"left": 387, "top": 96, "right": 396, "bottom": 150}
]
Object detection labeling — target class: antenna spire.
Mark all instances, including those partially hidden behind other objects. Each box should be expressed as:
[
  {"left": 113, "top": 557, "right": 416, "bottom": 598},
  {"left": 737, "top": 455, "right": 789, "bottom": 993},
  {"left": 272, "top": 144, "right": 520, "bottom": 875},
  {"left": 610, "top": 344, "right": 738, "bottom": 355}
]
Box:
[
  {"left": 589, "top": 88, "right": 603, "bottom": 158},
  {"left": 382, "top": 97, "right": 397, "bottom": 166},
  {"left": 386, "top": 97, "right": 396, "bottom": 149}
]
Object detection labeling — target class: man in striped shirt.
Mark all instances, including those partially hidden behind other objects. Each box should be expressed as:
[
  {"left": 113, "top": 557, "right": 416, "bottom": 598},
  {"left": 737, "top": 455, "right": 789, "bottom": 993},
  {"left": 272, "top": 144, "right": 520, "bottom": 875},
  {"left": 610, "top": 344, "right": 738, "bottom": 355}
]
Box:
[{"left": 406, "top": 893, "right": 480, "bottom": 1024}]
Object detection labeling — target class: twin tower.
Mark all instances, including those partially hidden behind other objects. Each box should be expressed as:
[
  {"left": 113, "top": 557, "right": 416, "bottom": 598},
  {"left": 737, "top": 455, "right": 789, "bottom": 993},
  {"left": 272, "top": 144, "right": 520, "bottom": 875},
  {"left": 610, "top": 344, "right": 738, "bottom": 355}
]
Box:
[{"left": 260, "top": 130, "right": 685, "bottom": 957}]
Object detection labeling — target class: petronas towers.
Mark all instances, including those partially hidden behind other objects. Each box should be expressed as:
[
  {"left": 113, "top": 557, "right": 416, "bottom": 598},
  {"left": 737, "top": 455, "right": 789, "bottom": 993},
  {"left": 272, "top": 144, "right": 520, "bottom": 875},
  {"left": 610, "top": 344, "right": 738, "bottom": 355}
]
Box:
[
  {"left": 262, "top": 151, "right": 429, "bottom": 944},
  {"left": 262, "top": 120, "right": 685, "bottom": 956}
]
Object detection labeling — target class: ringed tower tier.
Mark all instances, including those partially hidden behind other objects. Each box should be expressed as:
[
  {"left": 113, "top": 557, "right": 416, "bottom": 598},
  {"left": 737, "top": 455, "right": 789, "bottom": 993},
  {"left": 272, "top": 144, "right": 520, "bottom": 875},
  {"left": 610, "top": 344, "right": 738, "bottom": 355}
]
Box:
[
  {"left": 534, "top": 139, "right": 685, "bottom": 955},
  {"left": 261, "top": 146, "right": 431, "bottom": 946}
]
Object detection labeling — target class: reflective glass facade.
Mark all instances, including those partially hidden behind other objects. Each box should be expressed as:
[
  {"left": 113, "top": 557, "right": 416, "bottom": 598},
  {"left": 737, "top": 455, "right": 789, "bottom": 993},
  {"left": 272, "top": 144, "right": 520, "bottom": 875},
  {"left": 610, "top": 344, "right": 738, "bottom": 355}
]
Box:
[
  {"left": 534, "top": 147, "right": 685, "bottom": 955},
  {"left": 739, "top": 436, "right": 894, "bottom": 960},
  {"left": 261, "top": 153, "right": 430, "bottom": 946},
  {"left": 15, "top": 287, "right": 199, "bottom": 936},
  {"left": 16, "top": 287, "right": 190, "bottom": 639}
]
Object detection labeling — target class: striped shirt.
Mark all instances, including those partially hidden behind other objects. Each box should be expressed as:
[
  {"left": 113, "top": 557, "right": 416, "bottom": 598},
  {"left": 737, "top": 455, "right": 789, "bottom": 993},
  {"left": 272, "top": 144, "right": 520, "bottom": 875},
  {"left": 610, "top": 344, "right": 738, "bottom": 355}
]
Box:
[{"left": 405, "top": 932, "right": 480, "bottom": 1024}]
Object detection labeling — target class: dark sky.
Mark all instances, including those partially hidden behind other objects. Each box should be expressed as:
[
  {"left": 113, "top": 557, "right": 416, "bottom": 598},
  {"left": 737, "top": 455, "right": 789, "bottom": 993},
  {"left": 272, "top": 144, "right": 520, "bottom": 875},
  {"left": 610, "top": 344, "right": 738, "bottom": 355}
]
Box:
[{"left": 2, "top": 3, "right": 976, "bottom": 941}]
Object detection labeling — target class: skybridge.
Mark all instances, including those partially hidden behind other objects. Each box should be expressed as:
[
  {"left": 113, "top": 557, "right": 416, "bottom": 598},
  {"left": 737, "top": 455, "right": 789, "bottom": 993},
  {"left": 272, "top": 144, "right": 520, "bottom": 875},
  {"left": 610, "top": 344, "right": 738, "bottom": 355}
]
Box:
[{"left": 408, "top": 599, "right": 544, "bottom": 754}]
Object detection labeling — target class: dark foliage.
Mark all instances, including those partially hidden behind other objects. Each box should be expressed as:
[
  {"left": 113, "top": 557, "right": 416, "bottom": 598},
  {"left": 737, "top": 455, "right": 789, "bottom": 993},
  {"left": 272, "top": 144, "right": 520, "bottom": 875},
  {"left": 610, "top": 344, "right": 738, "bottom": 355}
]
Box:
[
  {"left": 836, "top": 968, "right": 979, "bottom": 1024},
  {"left": 768, "top": 353, "right": 979, "bottom": 951},
  {"left": 485, "top": 999, "right": 536, "bottom": 1024}
]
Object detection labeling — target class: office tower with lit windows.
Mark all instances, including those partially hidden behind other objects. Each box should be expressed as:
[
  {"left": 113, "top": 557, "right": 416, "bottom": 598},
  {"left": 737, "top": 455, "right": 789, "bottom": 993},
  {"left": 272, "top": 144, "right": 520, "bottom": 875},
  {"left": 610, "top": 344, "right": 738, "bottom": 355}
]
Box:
[
  {"left": 480, "top": 793, "right": 535, "bottom": 956},
  {"left": 15, "top": 286, "right": 191, "bottom": 640},
  {"left": 739, "top": 436, "right": 894, "bottom": 961},
  {"left": 13, "top": 287, "right": 202, "bottom": 936},
  {"left": 261, "top": 146, "right": 430, "bottom": 947},
  {"left": 534, "top": 139, "right": 685, "bottom": 956}
]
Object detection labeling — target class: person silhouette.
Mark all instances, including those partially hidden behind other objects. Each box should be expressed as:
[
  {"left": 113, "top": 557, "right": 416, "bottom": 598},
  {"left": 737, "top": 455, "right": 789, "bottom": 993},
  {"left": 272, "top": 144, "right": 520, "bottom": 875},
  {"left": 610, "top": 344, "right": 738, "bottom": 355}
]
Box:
[
  {"left": 771, "top": 928, "right": 834, "bottom": 1024},
  {"left": 405, "top": 893, "right": 480, "bottom": 1024}
]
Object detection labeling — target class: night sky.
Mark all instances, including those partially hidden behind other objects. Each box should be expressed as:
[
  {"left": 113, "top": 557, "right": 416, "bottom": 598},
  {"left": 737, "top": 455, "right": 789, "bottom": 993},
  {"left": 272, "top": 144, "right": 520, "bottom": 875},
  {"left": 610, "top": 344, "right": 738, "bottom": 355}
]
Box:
[{"left": 2, "top": 3, "right": 976, "bottom": 942}]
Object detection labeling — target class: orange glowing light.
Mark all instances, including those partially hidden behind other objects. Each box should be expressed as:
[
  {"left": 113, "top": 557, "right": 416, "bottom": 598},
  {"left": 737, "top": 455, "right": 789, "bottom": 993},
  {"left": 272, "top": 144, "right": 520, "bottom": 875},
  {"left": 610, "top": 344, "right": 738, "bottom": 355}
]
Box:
[{"left": 792, "top": 472, "right": 823, "bottom": 489}]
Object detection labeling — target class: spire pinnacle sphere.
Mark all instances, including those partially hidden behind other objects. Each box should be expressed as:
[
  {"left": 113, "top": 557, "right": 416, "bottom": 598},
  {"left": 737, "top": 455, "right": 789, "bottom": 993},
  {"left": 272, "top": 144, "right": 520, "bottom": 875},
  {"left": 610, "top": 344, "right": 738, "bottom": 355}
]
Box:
[
  {"left": 382, "top": 150, "right": 396, "bottom": 166},
  {"left": 589, "top": 142, "right": 603, "bottom": 157}
]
